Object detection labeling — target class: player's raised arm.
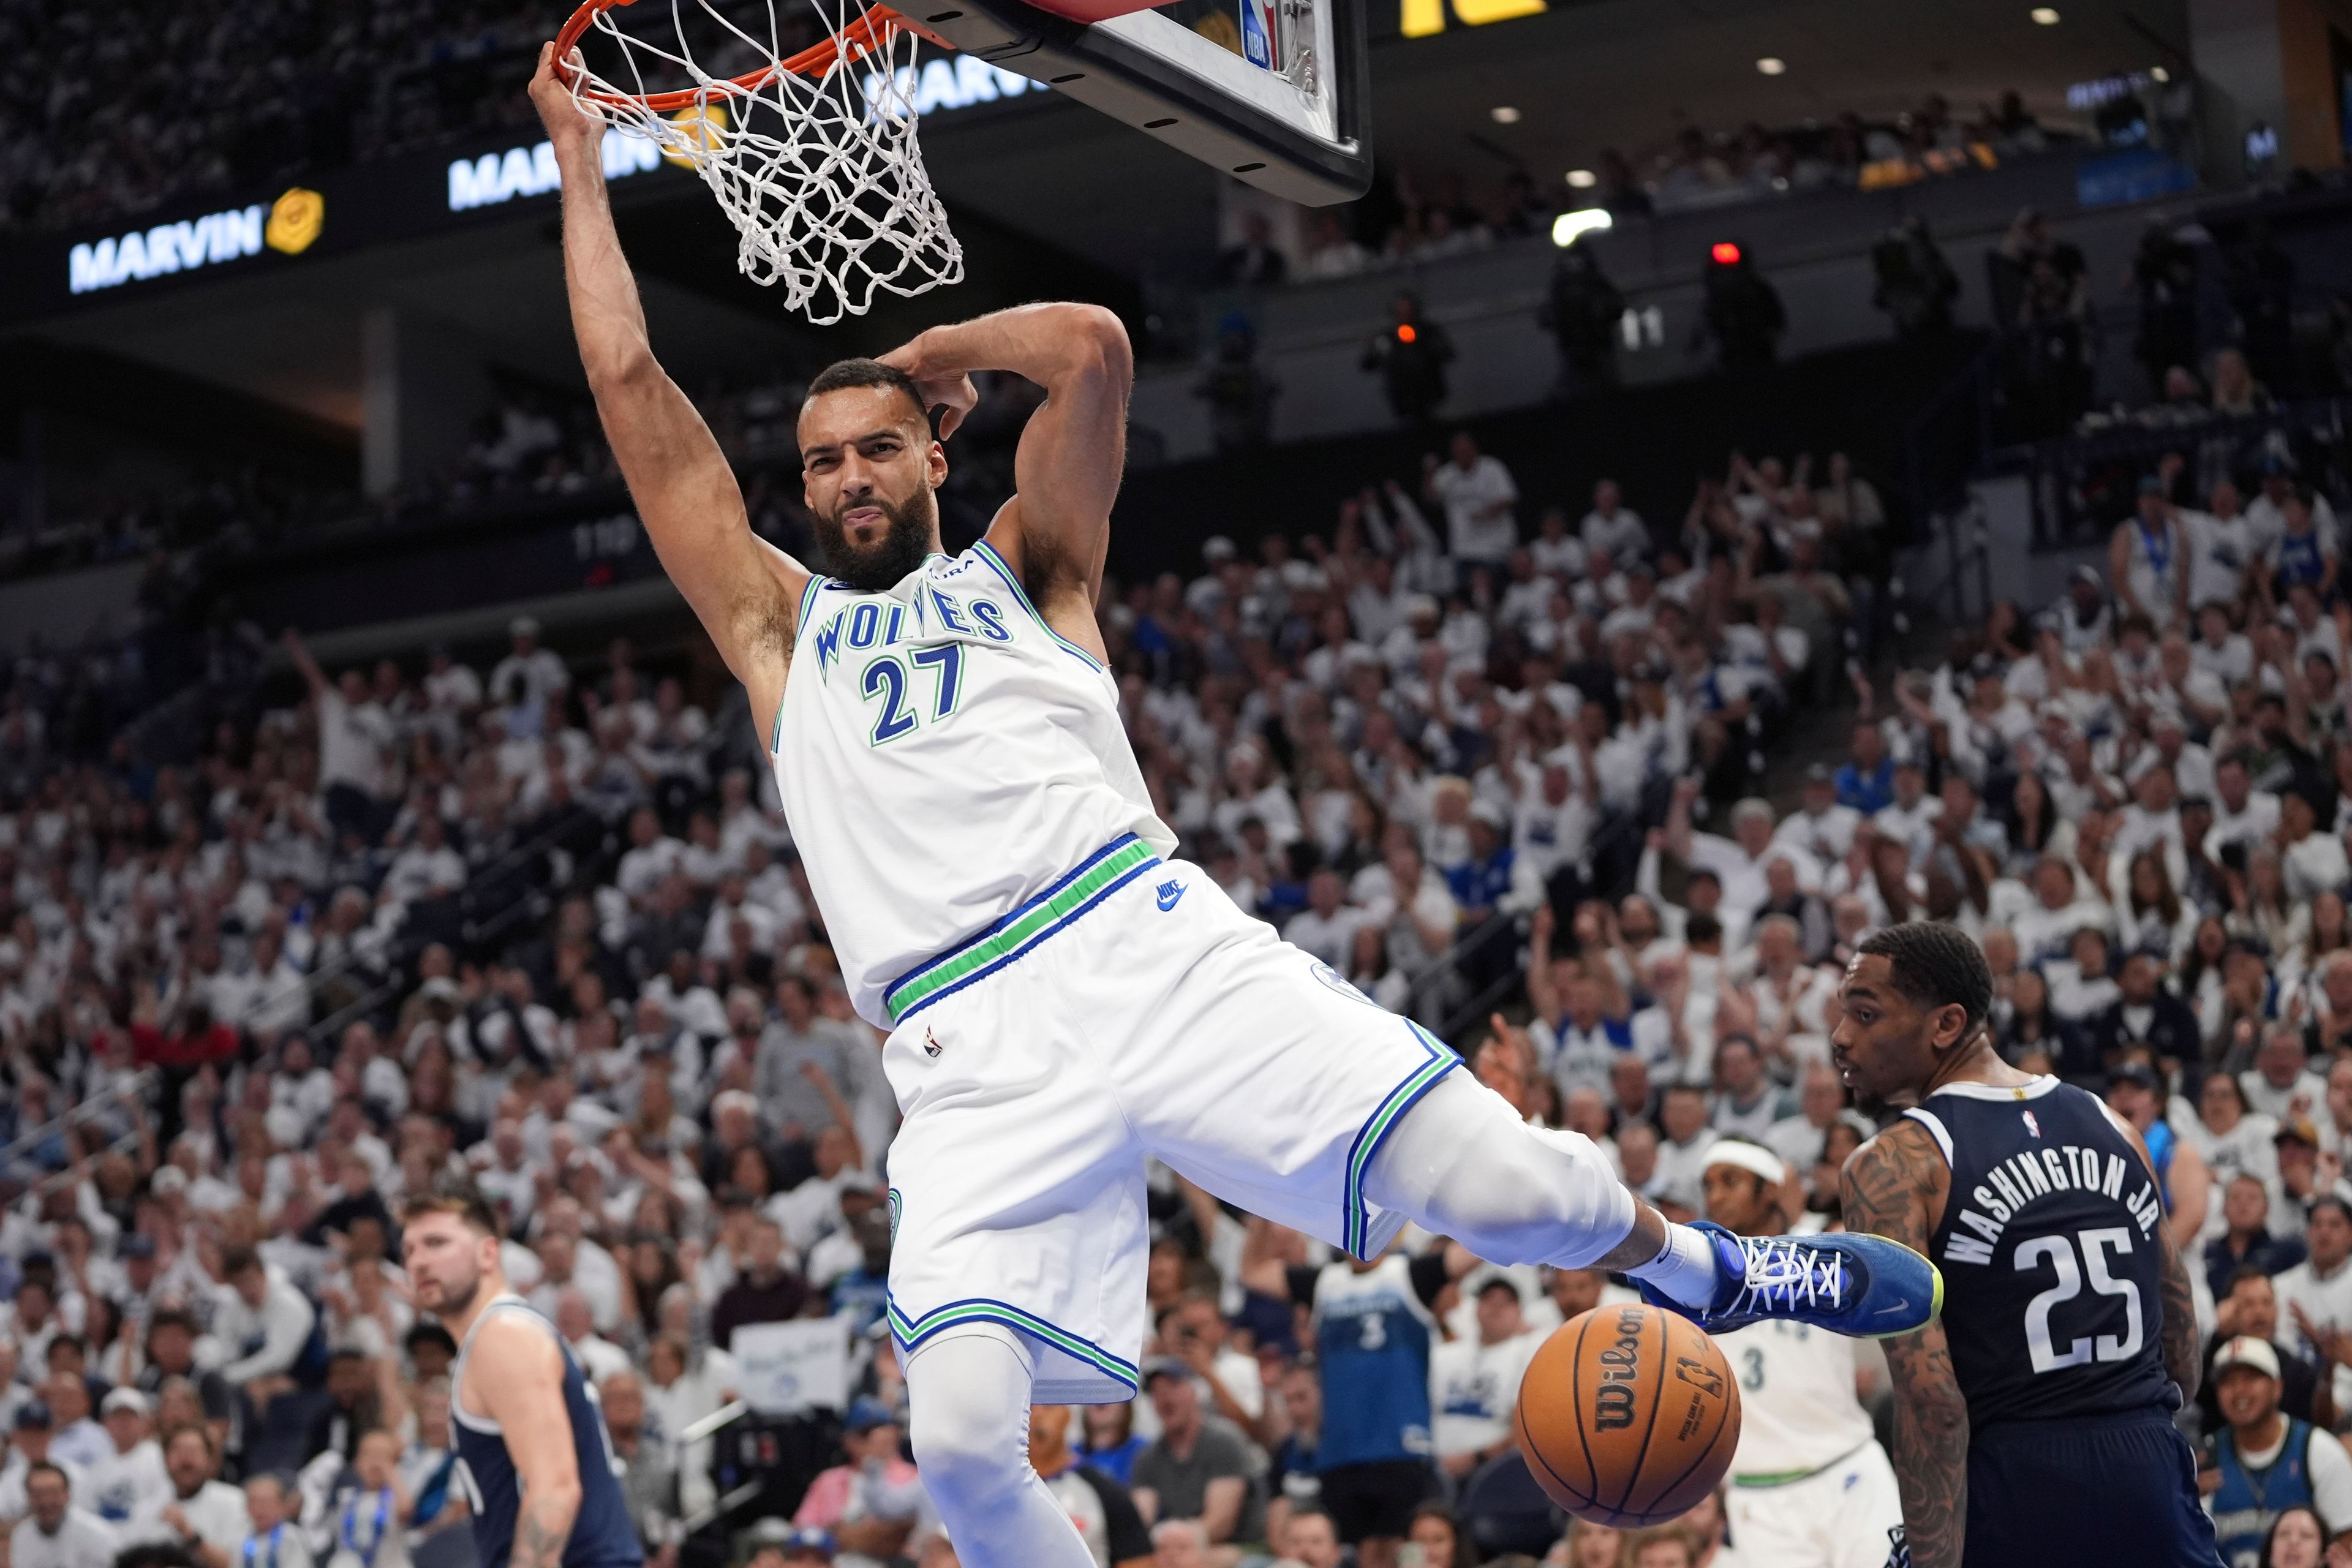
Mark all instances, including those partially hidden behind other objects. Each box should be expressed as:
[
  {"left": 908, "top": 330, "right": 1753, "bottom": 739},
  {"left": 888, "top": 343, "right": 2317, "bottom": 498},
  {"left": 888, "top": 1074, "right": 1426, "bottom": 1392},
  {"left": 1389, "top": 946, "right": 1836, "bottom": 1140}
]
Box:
[
  {"left": 1842, "top": 1120, "right": 1970, "bottom": 1568},
  {"left": 880, "top": 303, "right": 1133, "bottom": 660},
  {"left": 472, "top": 1316, "right": 582, "bottom": 1568},
  {"left": 528, "top": 45, "right": 802, "bottom": 728}
]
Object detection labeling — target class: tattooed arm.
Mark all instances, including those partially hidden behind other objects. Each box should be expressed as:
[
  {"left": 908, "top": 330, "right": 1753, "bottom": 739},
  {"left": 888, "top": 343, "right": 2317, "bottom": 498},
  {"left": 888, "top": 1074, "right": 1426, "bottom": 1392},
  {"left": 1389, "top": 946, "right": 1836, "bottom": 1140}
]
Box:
[
  {"left": 1842, "top": 1118, "right": 1969, "bottom": 1568},
  {"left": 2153, "top": 1208, "right": 2201, "bottom": 1401},
  {"left": 2099, "top": 1102, "right": 2201, "bottom": 1401},
  {"left": 472, "top": 1317, "right": 583, "bottom": 1568}
]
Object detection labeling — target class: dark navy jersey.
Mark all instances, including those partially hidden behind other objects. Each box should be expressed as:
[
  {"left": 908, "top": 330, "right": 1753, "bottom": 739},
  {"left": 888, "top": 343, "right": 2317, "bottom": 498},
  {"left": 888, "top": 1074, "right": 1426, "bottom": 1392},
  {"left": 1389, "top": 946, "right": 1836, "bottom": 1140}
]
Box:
[
  {"left": 1908, "top": 1076, "right": 2176, "bottom": 1431},
  {"left": 451, "top": 1297, "right": 644, "bottom": 1568}
]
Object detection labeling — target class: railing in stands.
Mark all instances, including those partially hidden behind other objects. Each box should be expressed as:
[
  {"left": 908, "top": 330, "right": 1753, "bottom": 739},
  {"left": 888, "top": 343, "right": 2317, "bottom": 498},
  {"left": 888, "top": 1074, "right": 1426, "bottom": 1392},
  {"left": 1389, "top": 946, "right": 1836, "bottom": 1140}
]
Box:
[
  {"left": 1396, "top": 908, "right": 1521, "bottom": 1047},
  {"left": 2011, "top": 393, "right": 2352, "bottom": 549},
  {"left": 0, "top": 1069, "right": 154, "bottom": 1172},
  {"left": 301, "top": 807, "right": 620, "bottom": 1048}
]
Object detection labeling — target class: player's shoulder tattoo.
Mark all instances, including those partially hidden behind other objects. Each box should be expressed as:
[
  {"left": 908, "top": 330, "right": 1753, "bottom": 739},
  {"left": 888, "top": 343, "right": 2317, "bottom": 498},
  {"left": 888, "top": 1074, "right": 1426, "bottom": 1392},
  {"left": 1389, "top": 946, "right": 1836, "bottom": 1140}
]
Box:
[{"left": 1841, "top": 1117, "right": 1945, "bottom": 1247}]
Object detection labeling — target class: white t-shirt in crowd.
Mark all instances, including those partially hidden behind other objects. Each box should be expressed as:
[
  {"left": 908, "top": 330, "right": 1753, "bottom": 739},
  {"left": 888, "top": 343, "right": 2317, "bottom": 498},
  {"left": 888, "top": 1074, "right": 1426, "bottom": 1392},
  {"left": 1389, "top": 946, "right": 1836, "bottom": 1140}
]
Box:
[
  {"left": 1428, "top": 456, "right": 1519, "bottom": 564},
  {"left": 130, "top": 1480, "right": 252, "bottom": 1553},
  {"left": 1580, "top": 505, "right": 1649, "bottom": 562},
  {"left": 83, "top": 1440, "right": 168, "bottom": 1528},
  {"left": 10, "top": 1509, "right": 119, "bottom": 1568},
  {"left": 1429, "top": 1330, "right": 1542, "bottom": 1461},
  {"left": 316, "top": 692, "right": 393, "bottom": 796}
]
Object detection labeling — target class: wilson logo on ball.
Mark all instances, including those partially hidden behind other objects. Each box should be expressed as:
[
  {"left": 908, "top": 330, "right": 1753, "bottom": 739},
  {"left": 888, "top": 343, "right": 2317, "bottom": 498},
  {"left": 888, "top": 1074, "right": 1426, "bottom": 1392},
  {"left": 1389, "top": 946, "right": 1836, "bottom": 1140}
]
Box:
[{"left": 1591, "top": 1308, "right": 1648, "bottom": 1431}]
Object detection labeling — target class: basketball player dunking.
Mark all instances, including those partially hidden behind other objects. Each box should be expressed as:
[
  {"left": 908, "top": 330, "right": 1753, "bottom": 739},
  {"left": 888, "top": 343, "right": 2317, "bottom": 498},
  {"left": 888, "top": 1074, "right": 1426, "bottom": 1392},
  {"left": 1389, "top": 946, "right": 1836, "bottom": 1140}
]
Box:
[
  {"left": 1833, "top": 924, "right": 2223, "bottom": 1568},
  {"left": 399, "top": 1185, "right": 643, "bottom": 1568},
  {"left": 525, "top": 45, "right": 1941, "bottom": 1568}
]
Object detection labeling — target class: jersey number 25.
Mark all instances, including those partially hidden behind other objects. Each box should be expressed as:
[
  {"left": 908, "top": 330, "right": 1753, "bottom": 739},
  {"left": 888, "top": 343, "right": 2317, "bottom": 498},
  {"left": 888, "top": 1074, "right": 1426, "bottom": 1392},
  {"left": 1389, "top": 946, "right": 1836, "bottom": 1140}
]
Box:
[{"left": 2017, "top": 1227, "right": 2144, "bottom": 1374}]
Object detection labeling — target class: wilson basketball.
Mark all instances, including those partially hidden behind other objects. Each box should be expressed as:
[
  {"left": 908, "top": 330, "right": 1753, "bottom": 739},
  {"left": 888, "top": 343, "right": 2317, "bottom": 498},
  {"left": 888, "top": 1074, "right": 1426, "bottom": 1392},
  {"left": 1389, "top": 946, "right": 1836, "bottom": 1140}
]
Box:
[{"left": 1515, "top": 1302, "right": 1742, "bottom": 1528}]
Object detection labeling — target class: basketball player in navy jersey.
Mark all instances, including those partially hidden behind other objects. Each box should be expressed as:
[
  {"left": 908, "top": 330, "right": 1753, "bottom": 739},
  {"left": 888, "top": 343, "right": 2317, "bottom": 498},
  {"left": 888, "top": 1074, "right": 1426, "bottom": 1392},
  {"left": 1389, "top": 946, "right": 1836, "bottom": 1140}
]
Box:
[
  {"left": 1831, "top": 924, "right": 2223, "bottom": 1568},
  {"left": 398, "top": 1183, "right": 643, "bottom": 1568}
]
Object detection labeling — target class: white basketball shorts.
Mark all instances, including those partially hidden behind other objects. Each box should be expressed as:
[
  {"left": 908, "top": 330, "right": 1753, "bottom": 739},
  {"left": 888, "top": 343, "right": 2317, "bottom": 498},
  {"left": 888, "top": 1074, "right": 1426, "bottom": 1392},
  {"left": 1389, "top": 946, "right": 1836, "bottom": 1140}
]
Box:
[
  {"left": 1725, "top": 1441, "right": 1905, "bottom": 1568},
  {"left": 876, "top": 833, "right": 1461, "bottom": 1403}
]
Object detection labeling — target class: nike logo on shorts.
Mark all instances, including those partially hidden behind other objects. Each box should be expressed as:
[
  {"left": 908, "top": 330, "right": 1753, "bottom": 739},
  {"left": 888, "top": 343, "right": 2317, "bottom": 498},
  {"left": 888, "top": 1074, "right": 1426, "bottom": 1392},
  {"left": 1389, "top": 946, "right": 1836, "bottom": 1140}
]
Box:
[{"left": 1155, "top": 878, "right": 1185, "bottom": 911}]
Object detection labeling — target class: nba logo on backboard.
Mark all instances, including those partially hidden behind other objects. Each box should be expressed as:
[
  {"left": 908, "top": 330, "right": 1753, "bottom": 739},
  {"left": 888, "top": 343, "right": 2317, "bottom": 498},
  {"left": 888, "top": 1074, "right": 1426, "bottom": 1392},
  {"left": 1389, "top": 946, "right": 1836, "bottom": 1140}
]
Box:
[
  {"left": 2022, "top": 1110, "right": 2041, "bottom": 1139},
  {"left": 1240, "top": 0, "right": 1279, "bottom": 70}
]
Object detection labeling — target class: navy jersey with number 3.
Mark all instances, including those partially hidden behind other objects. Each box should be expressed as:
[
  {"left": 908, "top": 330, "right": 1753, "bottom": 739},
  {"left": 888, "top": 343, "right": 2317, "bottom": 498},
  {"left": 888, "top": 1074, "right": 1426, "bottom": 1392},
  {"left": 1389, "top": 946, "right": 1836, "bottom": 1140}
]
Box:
[{"left": 1907, "top": 1076, "right": 2174, "bottom": 1428}]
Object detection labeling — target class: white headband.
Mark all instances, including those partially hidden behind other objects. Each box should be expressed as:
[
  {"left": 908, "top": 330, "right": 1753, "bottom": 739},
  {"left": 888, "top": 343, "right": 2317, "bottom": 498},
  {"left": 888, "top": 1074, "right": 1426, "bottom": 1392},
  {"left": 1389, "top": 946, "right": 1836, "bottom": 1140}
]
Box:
[{"left": 1703, "top": 1142, "right": 1788, "bottom": 1185}]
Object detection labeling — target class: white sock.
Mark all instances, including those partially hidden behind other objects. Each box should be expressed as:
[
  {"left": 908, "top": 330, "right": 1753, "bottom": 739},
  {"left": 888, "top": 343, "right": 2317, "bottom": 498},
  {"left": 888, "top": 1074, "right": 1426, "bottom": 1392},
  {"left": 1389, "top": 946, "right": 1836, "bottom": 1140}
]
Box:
[{"left": 1626, "top": 1221, "right": 1727, "bottom": 1309}]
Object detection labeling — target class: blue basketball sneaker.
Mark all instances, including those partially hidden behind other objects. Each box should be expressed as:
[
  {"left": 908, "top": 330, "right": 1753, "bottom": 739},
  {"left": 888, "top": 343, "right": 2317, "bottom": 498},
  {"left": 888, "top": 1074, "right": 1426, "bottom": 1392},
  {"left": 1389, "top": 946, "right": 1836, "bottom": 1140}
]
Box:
[{"left": 1637, "top": 1223, "right": 1943, "bottom": 1339}]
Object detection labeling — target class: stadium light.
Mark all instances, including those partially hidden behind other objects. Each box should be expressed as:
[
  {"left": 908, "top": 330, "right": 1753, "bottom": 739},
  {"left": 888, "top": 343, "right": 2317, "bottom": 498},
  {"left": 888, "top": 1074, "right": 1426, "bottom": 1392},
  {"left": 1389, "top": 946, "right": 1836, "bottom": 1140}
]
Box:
[
  {"left": 1396, "top": 323, "right": 1418, "bottom": 344},
  {"left": 1565, "top": 168, "right": 1597, "bottom": 188},
  {"left": 1710, "top": 240, "right": 1742, "bottom": 264},
  {"left": 2030, "top": 6, "right": 2059, "bottom": 21},
  {"left": 1551, "top": 208, "right": 1614, "bottom": 247},
  {"left": 1490, "top": 105, "right": 1522, "bottom": 124},
  {"left": 1755, "top": 56, "right": 1785, "bottom": 75}
]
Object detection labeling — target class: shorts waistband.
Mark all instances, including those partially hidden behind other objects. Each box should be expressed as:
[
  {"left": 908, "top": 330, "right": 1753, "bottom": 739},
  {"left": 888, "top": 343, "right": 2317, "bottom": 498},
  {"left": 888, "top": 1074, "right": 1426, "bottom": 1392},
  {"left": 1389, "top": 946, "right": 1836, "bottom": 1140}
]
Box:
[
  {"left": 1971, "top": 1404, "right": 2179, "bottom": 1441},
  {"left": 1732, "top": 1439, "right": 1873, "bottom": 1489},
  {"left": 882, "top": 835, "right": 1161, "bottom": 1025}
]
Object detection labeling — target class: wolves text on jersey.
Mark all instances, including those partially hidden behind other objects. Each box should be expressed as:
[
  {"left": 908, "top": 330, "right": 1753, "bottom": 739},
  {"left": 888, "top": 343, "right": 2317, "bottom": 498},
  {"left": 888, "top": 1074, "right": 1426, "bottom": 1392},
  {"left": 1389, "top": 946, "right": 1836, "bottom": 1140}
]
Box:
[{"left": 810, "top": 586, "right": 1013, "bottom": 677}]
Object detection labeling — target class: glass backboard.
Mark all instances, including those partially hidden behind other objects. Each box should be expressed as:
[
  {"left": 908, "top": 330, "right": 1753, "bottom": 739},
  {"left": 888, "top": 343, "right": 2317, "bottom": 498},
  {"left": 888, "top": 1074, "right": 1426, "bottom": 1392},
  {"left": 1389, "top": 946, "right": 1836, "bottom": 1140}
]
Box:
[{"left": 907, "top": 0, "right": 1371, "bottom": 204}]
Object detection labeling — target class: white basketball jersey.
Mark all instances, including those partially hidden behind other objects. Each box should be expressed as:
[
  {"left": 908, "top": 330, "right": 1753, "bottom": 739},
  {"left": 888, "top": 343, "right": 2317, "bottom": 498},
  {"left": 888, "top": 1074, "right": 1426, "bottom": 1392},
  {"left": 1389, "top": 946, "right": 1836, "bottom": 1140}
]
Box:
[
  {"left": 769, "top": 545, "right": 1174, "bottom": 1025},
  {"left": 1716, "top": 1319, "right": 1875, "bottom": 1477}
]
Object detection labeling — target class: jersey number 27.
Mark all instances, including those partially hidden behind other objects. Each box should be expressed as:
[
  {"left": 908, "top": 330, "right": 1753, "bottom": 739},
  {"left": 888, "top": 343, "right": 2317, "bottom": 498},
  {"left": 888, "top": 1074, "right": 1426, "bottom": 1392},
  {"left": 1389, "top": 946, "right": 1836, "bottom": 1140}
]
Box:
[
  {"left": 2017, "top": 1227, "right": 2144, "bottom": 1374},
  {"left": 861, "top": 645, "right": 965, "bottom": 747}
]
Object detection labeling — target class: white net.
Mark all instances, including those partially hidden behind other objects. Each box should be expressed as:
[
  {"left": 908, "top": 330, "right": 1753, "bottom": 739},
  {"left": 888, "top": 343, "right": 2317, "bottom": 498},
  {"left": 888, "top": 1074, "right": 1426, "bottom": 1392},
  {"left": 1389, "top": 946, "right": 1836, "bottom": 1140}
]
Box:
[{"left": 562, "top": 0, "right": 963, "bottom": 324}]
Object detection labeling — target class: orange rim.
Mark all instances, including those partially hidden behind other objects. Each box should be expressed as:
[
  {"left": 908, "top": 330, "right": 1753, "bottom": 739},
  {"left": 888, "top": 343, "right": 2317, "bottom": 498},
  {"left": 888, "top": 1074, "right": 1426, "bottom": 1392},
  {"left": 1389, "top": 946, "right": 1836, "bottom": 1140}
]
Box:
[{"left": 551, "top": 0, "right": 956, "bottom": 111}]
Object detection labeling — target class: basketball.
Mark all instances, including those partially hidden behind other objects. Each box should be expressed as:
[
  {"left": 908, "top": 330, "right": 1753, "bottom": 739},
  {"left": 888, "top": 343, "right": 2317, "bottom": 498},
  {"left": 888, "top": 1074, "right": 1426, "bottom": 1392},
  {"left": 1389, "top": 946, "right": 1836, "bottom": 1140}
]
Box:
[{"left": 1515, "top": 1302, "right": 1743, "bottom": 1528}]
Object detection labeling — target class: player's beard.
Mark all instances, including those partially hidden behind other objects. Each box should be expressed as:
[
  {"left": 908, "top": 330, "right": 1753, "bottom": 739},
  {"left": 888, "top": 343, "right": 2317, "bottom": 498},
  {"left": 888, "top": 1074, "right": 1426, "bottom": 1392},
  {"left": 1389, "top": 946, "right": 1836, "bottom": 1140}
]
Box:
[
  {"left": 816, "top": 486, "right": 937, "bottom": 592},
  {"left": 422, "top": 1267, "right": 481, "bottom": 1320}
]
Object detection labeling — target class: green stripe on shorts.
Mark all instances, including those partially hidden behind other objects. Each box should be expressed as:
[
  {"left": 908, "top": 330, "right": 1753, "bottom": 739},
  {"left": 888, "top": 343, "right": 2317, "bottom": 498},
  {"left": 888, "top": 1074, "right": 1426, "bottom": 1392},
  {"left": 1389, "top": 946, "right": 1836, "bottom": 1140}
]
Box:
[{"left": 884, "top": 839, "right": 1157, "bottom": 1022}]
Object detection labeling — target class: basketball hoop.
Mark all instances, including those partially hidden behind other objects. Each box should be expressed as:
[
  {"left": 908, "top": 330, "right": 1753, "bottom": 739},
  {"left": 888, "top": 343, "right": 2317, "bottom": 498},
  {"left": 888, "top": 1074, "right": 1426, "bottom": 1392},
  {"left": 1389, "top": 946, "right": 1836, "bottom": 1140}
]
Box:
[{"left": 551, "top": 0, "right": 964, "bottom": 323}]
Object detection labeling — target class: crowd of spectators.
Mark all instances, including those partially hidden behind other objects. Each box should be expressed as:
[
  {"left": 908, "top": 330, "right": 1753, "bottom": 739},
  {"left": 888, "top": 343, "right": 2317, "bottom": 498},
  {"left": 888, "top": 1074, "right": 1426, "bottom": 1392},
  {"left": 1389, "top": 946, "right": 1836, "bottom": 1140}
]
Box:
[
  {"left": 0, "top": 392, "right": 1910, "bottom": 1568},
  {"left": 12, "top": 290, "right": 2352, "bottom": 1564},
  {"left": 0, "top": 0, "right": 586, "bottom": 239}
]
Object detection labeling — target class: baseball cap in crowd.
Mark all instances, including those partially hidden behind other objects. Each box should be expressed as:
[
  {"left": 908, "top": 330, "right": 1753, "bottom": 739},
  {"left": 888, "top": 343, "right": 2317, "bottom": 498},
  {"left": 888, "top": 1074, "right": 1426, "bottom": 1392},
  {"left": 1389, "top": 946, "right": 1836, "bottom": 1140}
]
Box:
[
  {"left": 2214, "top": 1336, "right": 2280, "bottom": 1381},
  {"left": 2276, "top": 1118, "right": 2321, "bottom": 1150},
  {"left": 2071, "top": 564, "right": 2102, "bottom": 587},
  {"left": 510, "top": 616, "right": 541, "bottom": 639},
  {"left": 1804, "top": 763, "right": 1833, "bottom": 785},
  {"left": 1201, "top": 536, "right": 1237, "bottom": 564},
  {"left": 842, "top": 1396, "right": 897, "bottom": 1434},
  {"left": 101, "top": 1389, "right": 151, "bottom": 1419},
  {"left": 151, "top": 1166, "right": 189, "bottom": 1197},
  {"left": 2138, "top": 473, "right": 2166, "bottom": 495},
  {"left": 13, "top": 1402, "right": 50, "bottom": 1430},
  {"left": 1139, "top": 1357, "right": 1197, "bottom": 1390},
  {"left": 2108, "top": 1062, "right": 2159, "bottom": 1093},
  {"left": 119, "top": 1235, "right": 156, "bottom": 1262},
  {"left": 779, "top": 1528, "right": 834, "bottom": 1562},
  {"left": 1475, "top": 1275, "right": 1522, "bottom": 1303}
]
